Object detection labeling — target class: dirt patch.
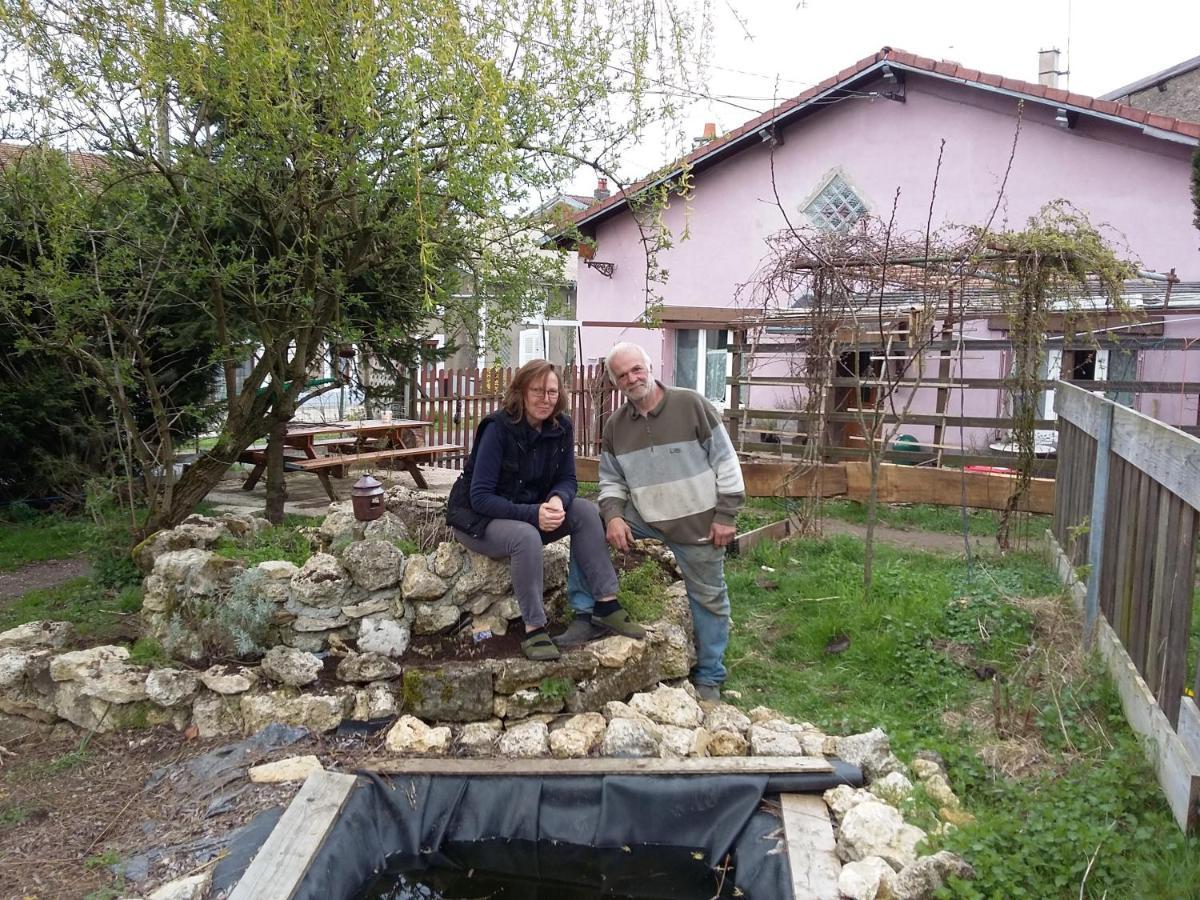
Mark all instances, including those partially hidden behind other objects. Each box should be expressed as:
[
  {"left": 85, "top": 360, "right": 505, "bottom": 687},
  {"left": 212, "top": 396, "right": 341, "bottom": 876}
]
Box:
[
  {"left": 0, "top": 558, "right": 91, "bottom": 603},
  {"left": 819, "top": 518, "right": 999, "bottom": 555}
]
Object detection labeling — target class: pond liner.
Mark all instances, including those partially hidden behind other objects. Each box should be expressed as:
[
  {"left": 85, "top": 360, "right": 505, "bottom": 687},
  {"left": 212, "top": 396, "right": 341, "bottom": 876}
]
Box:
[{"left": 248, "top": 760, "right": 862, "bottom": 900}]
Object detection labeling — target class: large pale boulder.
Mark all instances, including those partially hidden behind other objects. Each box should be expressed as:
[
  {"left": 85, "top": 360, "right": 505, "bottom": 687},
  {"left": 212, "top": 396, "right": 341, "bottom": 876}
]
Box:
[
  {"left": 260, "top": 646, "right": 323, "bottom": 687},
  {"left": 147, "top": 870, "right": 213, "bottom": 900},
  {"left": 629, "top": 685, "right": 703, "bottom": 728},
  {"left": 749, "top": 724, "right": 805, "bottom": 757},
  {"left": 352, "top": 682, "right": 399, "bottom": 720},
  {"left": 432, "top": 542, "right": 464, "bottom": 578},
  {"left": 239, "top": 690, "right": 350, "bottom": 734},
  {"left": 657, "top": 724, "right": 710, "bottom": 758},
  {"left": 250, "top": 560, "right": 299, "bottom": 602},
  {"left": 891, "top": 851, "right": 975, "bottom": 899},
  {"left": 498, "top": 720, "right": 550, "bottom": 758},
  {"left": 134, "top": 520, "right": 231, "bottom": 573},
  {"left": 401, "top": 665, "right": 492, "bottom": 722},
  {"left": 549, "top": 713, "right": 607, "bottom": 758},
  {"left": 838, "top": 856, "right": 896, "bottom": 900},
  {"left": 601, "top": 717, "right": 660, "bottom": 758},
  {"left": 289, "top": 553, "right": 353, "bottom": 609},
  {"left": 145, "top": 669, "right": 200, "bottom": 707},
  {"left": 704, "top": 703, "right": 751, "bottom": 736},
  {"left": 341, "top": 540, "right": 405, "bottom": 592},
  {"left": 707, "top": 729, "right": 750, "bottom": 756},
  {"left": 385, "top": 715, "right": 451, "bottom": 754},
  {"left": 0, "top": 620, "right": 75, "bottom": 651},
  {"left": 401, "top": 556, "right": 449, "bottom": 601},
  {"left": 363, "top": 512, "right": 411, "bottom": 545},
  {"left": 836, "top": 801, "right": 926, "bottom": 870},
  {"left": 49, "top": 645, "right": 130, "bottom": 682},
  {"left": 456, "top": 720, "right": 502, "bottom": 756},
  {"left": 590, "top": 635, "right": 642, "bottom": 668},
  {"left": 495, "top": 687, "right": 566, "bottom": 721},
  {"left": 824, "top": 785, "right": 877, "bottom": 823},
  {"left": 837, "top": 728, "right": 905, "bottom": 779},
  {"left": 870, "top": 771, "right": 915, "bottom": 806},
  {"left": 337, "top": 651, "right": 402, "bottom": 683},
  {"left": 569, "top": 625, "right": 690, "bottom": 713},
  {"left": 357, "top": 615, "right": 411, "bottom": 658},
  {"left": 191, "top": 694, "right": 243, "bottom": 737},
  {"left": 149, "top": 548, "right": 243, "bottom": 599},
  {"left": 412, "top": 602, "right": 460, "bottom": 634},
  {"left": 493, "top": 653, "right": 598, "bottom": 695},
  {"left": 453, "top": 552, "right": 513, "bottom": 600}
]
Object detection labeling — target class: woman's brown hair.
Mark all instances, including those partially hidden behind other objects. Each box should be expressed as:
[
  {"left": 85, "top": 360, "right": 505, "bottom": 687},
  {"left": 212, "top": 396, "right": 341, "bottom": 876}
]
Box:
[{"left": 502, "top": 359, "right": 567, "bottom": 424}]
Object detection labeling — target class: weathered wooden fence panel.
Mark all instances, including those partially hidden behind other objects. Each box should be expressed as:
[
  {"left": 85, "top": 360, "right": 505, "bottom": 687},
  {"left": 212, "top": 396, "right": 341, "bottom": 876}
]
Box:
[
  {"left": 410, "top": 364, "right": 619, "bottom": 470},
  {"left": 1051, "top": 381, "right": 1200, "bottom": 830}
]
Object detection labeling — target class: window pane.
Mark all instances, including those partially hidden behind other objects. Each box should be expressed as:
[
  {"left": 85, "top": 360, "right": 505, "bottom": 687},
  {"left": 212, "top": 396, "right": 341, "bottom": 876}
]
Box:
[
  {"left": 705, "top": 349, "right": 726, "bottom": 403},
  {"left": 674, "top": 330, "right": 698, "bottom": 390}
]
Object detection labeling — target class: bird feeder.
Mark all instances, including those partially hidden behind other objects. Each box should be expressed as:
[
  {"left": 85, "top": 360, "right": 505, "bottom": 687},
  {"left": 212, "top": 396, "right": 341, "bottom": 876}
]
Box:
[{"left": 351, "top": 473, "right": 385, "bottom": 521}]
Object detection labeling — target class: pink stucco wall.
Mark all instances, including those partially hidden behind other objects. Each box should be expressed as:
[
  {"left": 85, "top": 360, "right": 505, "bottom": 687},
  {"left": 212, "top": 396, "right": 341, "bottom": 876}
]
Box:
[{"left": 576, "top": 72, "right": 1200, "bottom": 433}]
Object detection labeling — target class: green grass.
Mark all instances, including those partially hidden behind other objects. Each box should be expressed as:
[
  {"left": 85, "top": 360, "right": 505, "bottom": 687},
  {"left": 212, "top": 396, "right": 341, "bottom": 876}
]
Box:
[
  {"left": 616, "top": 558, "right": 668, "bottom": 623},
  {"left": 724, "top": 536, "right": 1200, "bottom": 898},
  {"left": 213, "top": 519, "right": 313, "bottom": 567},
  {"left": 820, "top": 499, "right": 1050, "bottom": 539},
  {"left": 0, "top": 578, "right": 141, "bottom": 640},
  {"left": 0, "top": 510, "right": 97, "bottom": 571}
]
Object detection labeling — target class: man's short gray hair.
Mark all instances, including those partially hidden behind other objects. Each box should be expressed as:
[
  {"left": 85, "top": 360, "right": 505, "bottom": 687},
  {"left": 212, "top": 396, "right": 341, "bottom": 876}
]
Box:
[{"left": 604, "top": 342, "right": 653, "bottom": 385}]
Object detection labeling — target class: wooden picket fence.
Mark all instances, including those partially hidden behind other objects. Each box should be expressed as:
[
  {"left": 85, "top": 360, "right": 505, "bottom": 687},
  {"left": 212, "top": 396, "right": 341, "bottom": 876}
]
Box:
[
  {"left": 1049, "top": 381, "right": 1200, "bottom": 830},
  {"left": 410, "top": 364, "right": 620, "bottom": 469}
]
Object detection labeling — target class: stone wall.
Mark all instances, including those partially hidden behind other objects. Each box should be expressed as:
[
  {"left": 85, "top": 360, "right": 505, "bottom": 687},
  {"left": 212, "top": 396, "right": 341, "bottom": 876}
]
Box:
[{"left": 1111, "top": 66, "right": 1200, "bottom": 122}]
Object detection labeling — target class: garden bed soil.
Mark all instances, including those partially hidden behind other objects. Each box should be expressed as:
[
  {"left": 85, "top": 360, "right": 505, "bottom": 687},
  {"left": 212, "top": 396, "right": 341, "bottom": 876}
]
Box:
[{"left": 0, "top": 557, "right": 91, "bottom": 603}]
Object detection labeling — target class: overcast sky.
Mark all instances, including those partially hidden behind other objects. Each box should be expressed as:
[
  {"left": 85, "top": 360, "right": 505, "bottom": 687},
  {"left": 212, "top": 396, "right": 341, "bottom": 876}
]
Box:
[{"left": 567, "top": 0, "right": 1200, "bottom": 193}]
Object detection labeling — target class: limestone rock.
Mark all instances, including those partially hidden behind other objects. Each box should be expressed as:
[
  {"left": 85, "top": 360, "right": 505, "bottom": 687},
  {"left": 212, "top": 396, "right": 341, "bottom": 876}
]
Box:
[
  {"left": 189, "top": 693, "right": 242, "bottom": 737},
  {"left": 150, "top": 548, "right": 243, "bottom": 599},
  {"left": 837, "top": 728, "right": 905, "bottom": 779},
  {"left": 498, "top": 720, "right": 550, "bottom": 758},
  {"left": 590, "top": 635, "right": 642, "bottom": 668},
  {"left": 454, "top": 552, "right": 513, "bottom": 599},
  {"left": 658, "top": 724, "right": 710, "bottom": 758},
  {"left": 357, "top": 615, "right": 411, "bottom": 658},
  {"left": 353, "top": 682, "right": 399, "bottom": 721},
  {"left": 838, "top": 856, "right": 896, "bottom": 900},
  {"left": 0, "top": 650, "right": 41, "bottom": 690},
  {"left": 240, "top": 691, "right": 350, "bottom": 734},
  {"left": 569, "top": 627, "right": 690, "bottom": 713},
  {"left": 629, "top": 685, "right": 703, "bottom": 728},
  {"left": 77, "top": 665, "right": 148, "bottom": 705},
  {"left": 341, "top": 540, "right": 405, "bottom": 592},
  {"left": 922, "top": 773, "right": 959, "bottom": 809},
  {"left": 0, "top": 620, "right": 75, "bottom": 651},
  {"left": 363, "top": 512, "right": 410, "bottom": 545},
  {"left": 250, "top": 560, "right": 299, "bottom": 602},
  {"left": 260, "top": 646, "right": 323, "bottom": 687},
  {"left": 746, "top": 705, "right": 784, "bottom": 724},
  {"left": 602, "top": 700, "right": 653, "bottom": 725},
  {"left": 870, "top": 771, "right": 915, "bottom": 806},
  {"left": 342, "top": 596, "right": 393, "bottom": 619},
  {"left": 401, "top": 665, "right": 492, "bottom": 722},
  {"left": 289, "top": 553, "right": 353, "bottom": 608},
  {"left": 911, "top": 758, "right": 944, "bottom": 781},
  {"left": 541, "top": 539, "right": 570, "bottom": 590},
  {"left": 707, "top": 729, "right": 750, "bottom": 756},
  {"left": 601, "top": 717, "right": 660, "bottom": 758},
  {"left": 749, "top": 724, "right": 805, "bottom": 757},
  {"left": 134, "top": 521, "right": 231, "bottom": 573},
  {"left": 318, "top": 502, "right": 362, "bottom": 545},
  {"left": 200, "top": 665, "right": 258, "bottom": 695},
  {"left": 49, "top": 645, "right": 130, "bottom": 682},
  {"left": 145, "top": 669, "right": 200, "bottom": 707},
  {"left": 412, "top": 602, "right": 460, "bottom": 634},
  {"left": 836, "top": 801, "right": 926, "bottom": 870},
  {"left": 485, "top": 597, "right": 520, "bottom": 622},
  {"left": 401, "top": 556, "right": 449, "bottom": 601},
  {"left": 891, "top": 851, "right": 975, "bottom": 899},
  {"left": 385, "top": 715, "right": 451, "bottom": 754},
  {"left": 549, "top": 713, "right": 607, "bottom": 758},
  {"left": 493, "top": 652, "right": 597, "bottom": 695},
  {"left": 495, "top": 687, "right": 565, "bottom": 721},
  {"left": 293, "top": 613, "right": 350, "bottom": 632},
  {"left": 432, "top": 542, "right": 464, "bottom": 578},
  {"left": 824, "top": 785, "right": 877, "bottom": 824},
  {"left": 337, "top": 651, "right": 402, "bottom": 683},
  {"left": 248, "top": 754, "right": 324, "bottom": 784},
  {"left": 53, "top": 681, "right": 118, "bottom": 732},
  {"left": 456, "top": 720, "right": 502, "bottom": 756},
  {"left": 147, "top": 870, "right": 213, "bottom": 900},
  {"left": 704, "top": 703, "right": 751, "bottom": 736}
]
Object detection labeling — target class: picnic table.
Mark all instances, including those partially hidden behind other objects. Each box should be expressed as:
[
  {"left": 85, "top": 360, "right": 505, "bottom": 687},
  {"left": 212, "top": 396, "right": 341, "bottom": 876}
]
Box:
[{"left": 237, "top": 418, "right": 462, "bottom": 499}]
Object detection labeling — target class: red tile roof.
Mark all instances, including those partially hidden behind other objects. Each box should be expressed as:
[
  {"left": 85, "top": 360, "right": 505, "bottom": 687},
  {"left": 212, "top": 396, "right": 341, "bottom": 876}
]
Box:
[{"left": 573, "top": 47, "right": 1200, "bottom": 231}]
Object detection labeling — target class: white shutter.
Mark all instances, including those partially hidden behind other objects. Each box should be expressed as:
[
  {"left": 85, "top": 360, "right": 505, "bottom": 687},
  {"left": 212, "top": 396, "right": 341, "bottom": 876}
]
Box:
[
  {"left": 518, "top": 328, "right": 544, "bottom": 367},
  {"left": 1042, "top": 348, "right": 1063, "bottom": 419}
]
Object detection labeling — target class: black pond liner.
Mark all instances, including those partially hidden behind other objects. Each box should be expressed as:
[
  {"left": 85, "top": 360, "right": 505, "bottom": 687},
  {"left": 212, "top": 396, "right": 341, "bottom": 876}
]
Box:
[{"left": 228, "top": 761, "right": 862, "bottom": 900}]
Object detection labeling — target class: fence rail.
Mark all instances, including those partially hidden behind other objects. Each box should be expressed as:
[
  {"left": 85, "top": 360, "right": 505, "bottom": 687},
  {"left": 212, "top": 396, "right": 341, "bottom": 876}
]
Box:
[
  {"left": 1051, "top": 381, "right": 1200, "bottom": 830},
  {"left": 410, "top": 364, "right": 619, "bottom": 469}
]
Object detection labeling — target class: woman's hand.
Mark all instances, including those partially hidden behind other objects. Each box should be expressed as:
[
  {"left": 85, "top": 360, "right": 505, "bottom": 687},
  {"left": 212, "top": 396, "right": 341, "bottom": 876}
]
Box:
[{"left": 538, "top": 496, "right": 566, "bottom": 532}]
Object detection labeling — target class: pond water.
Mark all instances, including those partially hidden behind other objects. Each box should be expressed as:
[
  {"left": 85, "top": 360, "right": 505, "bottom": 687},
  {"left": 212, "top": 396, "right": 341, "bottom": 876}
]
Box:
[{"left": 356, "top": 838, "right": 742, "bottom": 900}]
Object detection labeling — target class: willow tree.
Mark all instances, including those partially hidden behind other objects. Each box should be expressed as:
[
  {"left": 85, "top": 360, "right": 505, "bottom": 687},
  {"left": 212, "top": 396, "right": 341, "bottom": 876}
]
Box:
[{"left": 0, "top": 0, "right": 711, "bottom": 536}]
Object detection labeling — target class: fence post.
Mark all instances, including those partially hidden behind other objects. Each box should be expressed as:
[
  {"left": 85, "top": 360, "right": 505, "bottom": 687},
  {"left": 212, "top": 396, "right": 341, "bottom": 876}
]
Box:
[{"left": 1083, "top": 400, "right": 1115, "bottom": 649}]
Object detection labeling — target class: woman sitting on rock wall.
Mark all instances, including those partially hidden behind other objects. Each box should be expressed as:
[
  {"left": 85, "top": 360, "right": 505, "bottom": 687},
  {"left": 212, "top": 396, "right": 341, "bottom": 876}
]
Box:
[{"left": 446, "top": 359, "right": 644, "bottom": 661}]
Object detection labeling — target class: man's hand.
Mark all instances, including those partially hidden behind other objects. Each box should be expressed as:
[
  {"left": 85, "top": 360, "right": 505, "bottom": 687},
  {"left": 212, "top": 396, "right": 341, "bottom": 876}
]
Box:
[
  {"left": 606, "top": 516, "right": 633, "bottom": 552},
  {"left": 709, "top": 521, "right": 736, "bottom": 549},
  {"left": 538, "top": 500, "right": 566, "bottom": 532}
]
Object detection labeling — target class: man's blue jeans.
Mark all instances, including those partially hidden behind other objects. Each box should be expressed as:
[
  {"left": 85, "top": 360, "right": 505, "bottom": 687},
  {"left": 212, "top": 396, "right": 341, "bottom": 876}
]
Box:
[{"left": 568, "top": 505, "right": 730, "bottom": 686}]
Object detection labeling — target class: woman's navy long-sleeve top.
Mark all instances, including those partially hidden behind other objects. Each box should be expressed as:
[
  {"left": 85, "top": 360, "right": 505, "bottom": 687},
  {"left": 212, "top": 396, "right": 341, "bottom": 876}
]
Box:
[{"left": 466, "top": 411, "right": 578, "bottom": 526}]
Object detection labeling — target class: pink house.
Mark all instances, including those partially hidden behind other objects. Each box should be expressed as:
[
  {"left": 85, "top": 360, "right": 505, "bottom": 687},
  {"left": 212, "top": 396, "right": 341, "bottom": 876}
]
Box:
[{"left": 568, "top": 48, "right": 1200, "bottom": 452}]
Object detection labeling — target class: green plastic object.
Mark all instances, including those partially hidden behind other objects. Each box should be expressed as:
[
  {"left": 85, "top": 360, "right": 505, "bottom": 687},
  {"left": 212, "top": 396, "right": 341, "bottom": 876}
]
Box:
[{"left": 891, "top": 433, "right": 922, "bottom": 464}]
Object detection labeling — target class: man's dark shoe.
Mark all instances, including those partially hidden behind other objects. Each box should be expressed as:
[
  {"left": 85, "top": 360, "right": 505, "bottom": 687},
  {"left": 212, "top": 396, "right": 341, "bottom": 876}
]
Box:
[
  {"left": 593, "top": 607, "right": 647, "bottom": 640},
  {"left": 693, "top": 682, "right": 721, "bottom": 702},
  {"left": 554, "top": 617, "right": 606, "bottom": 647}
]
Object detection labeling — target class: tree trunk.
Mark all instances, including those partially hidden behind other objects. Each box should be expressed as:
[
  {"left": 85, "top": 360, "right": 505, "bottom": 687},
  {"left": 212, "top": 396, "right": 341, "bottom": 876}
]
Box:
[{"left": 265, "top": 419, "right": 289, "bottom": 524}]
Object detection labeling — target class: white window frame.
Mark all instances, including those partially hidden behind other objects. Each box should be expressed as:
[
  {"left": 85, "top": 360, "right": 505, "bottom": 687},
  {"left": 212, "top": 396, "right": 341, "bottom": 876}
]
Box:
[
  {"left": 518, "top": 326, "right": 545, "bottom": 367},
  {"left": 673, "top": 328, "right": 733, "bottom": 409}
]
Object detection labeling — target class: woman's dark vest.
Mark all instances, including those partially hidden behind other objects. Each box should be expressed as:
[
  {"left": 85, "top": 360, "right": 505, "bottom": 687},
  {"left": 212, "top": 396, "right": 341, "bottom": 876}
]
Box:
[{"left": 445, "top": 410, "right": 571, "bottom": 537}]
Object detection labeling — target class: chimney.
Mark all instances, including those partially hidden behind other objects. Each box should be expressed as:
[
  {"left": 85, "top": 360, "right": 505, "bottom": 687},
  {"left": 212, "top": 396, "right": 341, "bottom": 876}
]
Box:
[
  {"left": 692, "top": 122, "right": 717, "bottom": 148},
  {"left": 1038, "top": 48, "right": 1062, "bottom": 89},
  {"left": 593, "top": 177, "right": 610, "bottom": 201}
]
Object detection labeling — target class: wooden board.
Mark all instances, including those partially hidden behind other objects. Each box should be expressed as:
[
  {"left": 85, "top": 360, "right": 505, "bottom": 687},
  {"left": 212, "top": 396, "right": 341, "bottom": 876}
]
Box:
[
  {"left": 360, "top": 756, "right": 833, "bottom": 776},
  {"left": 842, "top": 462, "right": 1055, "bottom": 514},
  {"left": 1047, "top": 533, "right": 1200, "bottom": 832},
  {"left": 780, "top": 794, "right": 840, "bottom": 900},
  {"left": 228, "top": 770, "right": 358, "bottom": 900}
]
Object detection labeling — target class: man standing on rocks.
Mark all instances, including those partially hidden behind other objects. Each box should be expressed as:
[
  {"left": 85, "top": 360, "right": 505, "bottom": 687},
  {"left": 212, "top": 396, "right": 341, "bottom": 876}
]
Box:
[{"left": 561, "top": 341, "right": 744, "bottom": 702}]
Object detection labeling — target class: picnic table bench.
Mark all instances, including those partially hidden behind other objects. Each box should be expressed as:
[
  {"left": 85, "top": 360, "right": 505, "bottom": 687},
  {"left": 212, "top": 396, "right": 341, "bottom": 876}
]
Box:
[{"left": 235, "top": 418, "right": 462, "bottom": 498}]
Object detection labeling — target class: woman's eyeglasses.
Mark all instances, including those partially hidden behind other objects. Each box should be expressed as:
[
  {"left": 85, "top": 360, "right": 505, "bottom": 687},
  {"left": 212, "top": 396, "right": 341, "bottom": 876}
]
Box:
[{"left": 527, "top": 388, "right": 559, "bottom": 399}]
